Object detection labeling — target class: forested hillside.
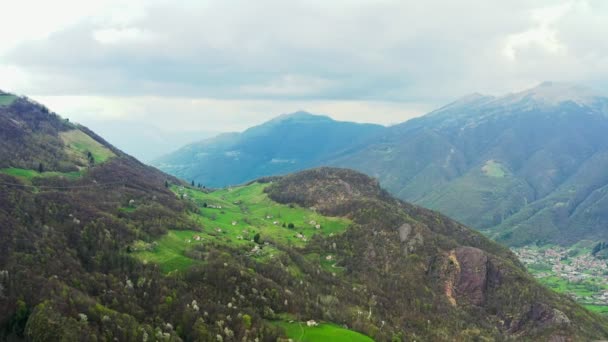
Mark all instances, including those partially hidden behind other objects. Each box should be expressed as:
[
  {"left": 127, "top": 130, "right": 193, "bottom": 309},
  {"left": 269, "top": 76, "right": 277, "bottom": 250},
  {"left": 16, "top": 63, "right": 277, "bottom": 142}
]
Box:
[{"left": 1, "top": 93, "right": 607, "bottom": 341}]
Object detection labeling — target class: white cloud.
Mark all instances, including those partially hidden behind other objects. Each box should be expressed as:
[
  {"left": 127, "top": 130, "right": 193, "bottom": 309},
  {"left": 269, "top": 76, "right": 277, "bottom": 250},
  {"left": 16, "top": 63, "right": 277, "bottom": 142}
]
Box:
[
  {"left": 503, "top": 2, "right": 571, "bottom": 60},
  {"left": 1, "top": 0, "right": 608, "bottom": 133},
  {"left": 93, "top": 27, "right": 158, "bottom": 44}
]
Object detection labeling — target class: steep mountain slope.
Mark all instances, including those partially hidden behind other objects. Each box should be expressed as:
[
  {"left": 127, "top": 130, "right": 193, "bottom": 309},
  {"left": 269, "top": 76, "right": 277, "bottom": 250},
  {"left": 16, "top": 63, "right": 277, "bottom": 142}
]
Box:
[
  {"left": 331, "top": 82, "right": 608, "bottom": 246},
  {"left": 153, "top": 111, "right": 385, "bottom": 187},
  {"left": 2, "top": 92, "right": 607, "bottom": 341}
]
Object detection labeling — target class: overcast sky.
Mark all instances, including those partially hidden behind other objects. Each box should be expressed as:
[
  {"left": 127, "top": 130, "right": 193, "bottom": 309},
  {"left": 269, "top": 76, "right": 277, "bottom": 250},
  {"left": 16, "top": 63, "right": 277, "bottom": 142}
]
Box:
[{"left": 1, "top": 0, "right": 607, "bottom": 132}]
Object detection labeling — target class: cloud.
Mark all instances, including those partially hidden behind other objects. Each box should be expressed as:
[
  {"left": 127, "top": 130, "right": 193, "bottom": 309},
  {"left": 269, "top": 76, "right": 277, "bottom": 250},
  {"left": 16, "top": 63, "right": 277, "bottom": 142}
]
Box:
[
  {"left": 503, "top": 2, "right": 571, "bottom": 60},
  {"left": 1, "top": 0, "right": 608, "bottom": 132},
  {"left": 93, "top": 27, "right": 158, "bottom": 45}
]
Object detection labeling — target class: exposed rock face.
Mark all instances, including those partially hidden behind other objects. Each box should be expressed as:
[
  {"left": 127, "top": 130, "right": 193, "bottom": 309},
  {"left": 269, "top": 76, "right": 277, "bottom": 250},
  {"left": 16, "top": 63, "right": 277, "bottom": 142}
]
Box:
[
  {"left": 454, "top": 247, "right": 490, "bottom": 306},
  {"left": 442, "top": 247, "right": 502, "bottom": 306},
  {"left": 509, "top": 302, "right": 571, "bottom": 334},
  {"left": 398, "top": 223, "right": 411, "bottom": 242}
]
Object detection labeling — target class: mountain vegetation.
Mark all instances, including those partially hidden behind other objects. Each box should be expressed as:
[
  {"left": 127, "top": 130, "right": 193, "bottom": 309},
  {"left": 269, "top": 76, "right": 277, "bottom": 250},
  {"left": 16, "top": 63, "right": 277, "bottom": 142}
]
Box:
[
  {"left": 2, "top": 93, "right": 608, "bottom": 340},
  {"left": 331, "top": 82, "right": 608, "bottom": 246},
  {"left": 157, "top": 82, "right": 608, "bottom": 247},
  {"left": 153, "top": 111, "right": 384, "bottom": 187}
]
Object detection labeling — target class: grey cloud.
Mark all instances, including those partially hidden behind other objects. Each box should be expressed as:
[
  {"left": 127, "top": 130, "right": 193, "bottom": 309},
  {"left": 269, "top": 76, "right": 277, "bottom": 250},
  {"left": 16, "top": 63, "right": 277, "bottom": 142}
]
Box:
[{"left": 3, "top": 0, "right": 608, "bottom": 105}]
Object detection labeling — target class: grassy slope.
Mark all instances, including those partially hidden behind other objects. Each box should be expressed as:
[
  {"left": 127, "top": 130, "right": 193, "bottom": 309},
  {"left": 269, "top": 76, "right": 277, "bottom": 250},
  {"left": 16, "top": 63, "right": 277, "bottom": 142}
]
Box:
[
  {"left": 133, "top": 182, "right": 351, "bottom": 273},
  {"left": 136, "top": 230, "right": 202, "bottom": 272},
  {"left": 0, "top": 94, "right": 17, "bottom": 106},
  {"left": 60, "top": 130, "right": 115, "bottom": 163},
  {"left": 133, "top": 182, "right": 366, "bottom": 339},
  {"left": 274, "top": 321, "right": 373, "bottom": 342},
  {"left": 0, "top": 167, "right": 83, "bottom": 181}
]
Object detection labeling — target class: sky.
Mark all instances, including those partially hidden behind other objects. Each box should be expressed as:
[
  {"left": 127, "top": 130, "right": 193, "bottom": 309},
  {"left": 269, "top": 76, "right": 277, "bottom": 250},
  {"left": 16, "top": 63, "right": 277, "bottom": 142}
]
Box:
[{"left": 1, "top": 0, "right": 608, "bottom": 133}]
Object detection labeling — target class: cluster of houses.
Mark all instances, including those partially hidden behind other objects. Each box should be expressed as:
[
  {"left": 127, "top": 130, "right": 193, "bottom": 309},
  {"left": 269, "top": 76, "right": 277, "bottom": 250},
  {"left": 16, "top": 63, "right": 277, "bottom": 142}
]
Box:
[
  {"left": 295, "top": 233, "right": 308, "bottom": 242},
  {"left": 309, "top": 220, "right": 321, "bottom": 229},
  {"left": 513, "top": 246, "right": 608, "bottom": 305}
]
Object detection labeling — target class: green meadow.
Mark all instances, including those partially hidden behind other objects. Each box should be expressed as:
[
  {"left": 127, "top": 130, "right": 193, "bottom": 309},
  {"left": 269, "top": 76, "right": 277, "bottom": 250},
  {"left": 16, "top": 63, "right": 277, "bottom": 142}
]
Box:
[
  {"left": 584, "top": 304, "right": 608, "bottom": 315},
  {"left": 273, "top": 321, "right": 373, "bottom": 342},
  {"left": 481, "top": 160, "right": 507, "bottom": 178},
  {"left": 133, "top": 182, "right": 351, "bottom": 273},
  {"left": 60, "top": 130, "right": 115, "bottom": 163},
  {"left": 0, "top": 167, "right": 83, "bottom": 181},
  {"left": 0, "top": 94, "right": 17, "bottom": 106},
  {"left": 134, "top": 230, "right": 203, "bottom": 273}
]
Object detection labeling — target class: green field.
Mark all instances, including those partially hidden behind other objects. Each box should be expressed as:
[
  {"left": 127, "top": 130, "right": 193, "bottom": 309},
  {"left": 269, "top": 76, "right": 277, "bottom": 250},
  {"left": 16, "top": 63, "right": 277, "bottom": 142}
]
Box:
[
  {"left": 134, "top": 230, "right": 203, "bottom": 273},
  {"left": 133, "top": 182, "right": 351, "bottom": 273},
  {"left": 536, "top": 276, "right": 605, "bottom": 298},
  {"left": 274, "top": 321, "right": 373, "bottom": 342},
  {"left": 60, "top": 129, "right": 115, "bottom": 164},
  {"left": 0, "top": 94, "right": 17, "bottom": 106},
  {"left": 0, "top": 167, "right": 83, "bottom": 181},
  {"left": 481, "top": 160, "right": 507, "bottom": 178},
  {"left": 585, "top": 304, "right": 608, "bottom": 315}
]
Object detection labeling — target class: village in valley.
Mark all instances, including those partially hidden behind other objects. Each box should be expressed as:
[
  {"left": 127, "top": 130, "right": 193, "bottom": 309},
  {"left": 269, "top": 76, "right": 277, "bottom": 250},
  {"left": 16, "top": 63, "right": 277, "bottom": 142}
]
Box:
[{"left": 512, "top": 244, "right": 608, "bottom": 314}]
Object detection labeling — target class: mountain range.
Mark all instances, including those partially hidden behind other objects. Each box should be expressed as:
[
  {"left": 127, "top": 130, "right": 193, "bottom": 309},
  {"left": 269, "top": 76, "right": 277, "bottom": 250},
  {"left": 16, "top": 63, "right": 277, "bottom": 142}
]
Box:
[
  {"left": 155, "top": 82, "right": 608, "bottom": 247},
  {"left": 2, "top": 91, "right": 607, "bottom": 340},
  {"left": 154, "top": 111, "right": 384, "bottom": 186}
]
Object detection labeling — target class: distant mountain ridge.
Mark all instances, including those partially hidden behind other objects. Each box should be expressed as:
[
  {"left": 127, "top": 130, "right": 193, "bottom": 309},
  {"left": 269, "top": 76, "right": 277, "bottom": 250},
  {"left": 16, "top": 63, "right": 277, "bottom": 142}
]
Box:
[
  {"left": 332, "top": 82, "right": 608, "bottom": 246},
  {"left": 153, "top": 111, "right": 385, "bottom": 187},
  {"left": 158, "top": 83, "right": 608, "bottom": 246}
]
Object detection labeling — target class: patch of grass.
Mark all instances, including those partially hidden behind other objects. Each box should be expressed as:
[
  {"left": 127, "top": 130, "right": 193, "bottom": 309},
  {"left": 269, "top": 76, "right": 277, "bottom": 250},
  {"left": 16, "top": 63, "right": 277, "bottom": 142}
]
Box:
[
  {"left": 274, "top": 321, "right": 373, "bottom": 342},
  {"left": 481, "top": 160, "right": 507, "bottom": 178},
  {"left": 182, "top": 182, "right": 351, "bottom": 247},
  {"left": 537, "top": 276, "right": 607, "bottom": 299},
  {"left": 0, "top": 167, "right": 83, "bottom": 181},
  {"left": 0, "top": 94, "right": 17, "bottom": 106},
  {"left": 135, "top": 230, "right": 203, "bottom": 273},
  {"left": 584, "top": 304, "right": 608, "bottom": 315},
  {"left": 136, "top": 182, "right": 351, "bottom": 273},
  {"left": 60, "top": 130, "right": 115, "bottom": 164}
]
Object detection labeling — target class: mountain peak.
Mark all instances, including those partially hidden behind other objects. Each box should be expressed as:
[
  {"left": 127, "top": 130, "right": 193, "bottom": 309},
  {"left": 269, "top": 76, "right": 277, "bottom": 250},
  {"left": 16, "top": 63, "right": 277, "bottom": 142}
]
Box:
[
  {"left": 270, "top": 111, "right": 333, "bottom": 123},
  {"left": 503, "top": 81, "right": 601, "bottom": 107}
]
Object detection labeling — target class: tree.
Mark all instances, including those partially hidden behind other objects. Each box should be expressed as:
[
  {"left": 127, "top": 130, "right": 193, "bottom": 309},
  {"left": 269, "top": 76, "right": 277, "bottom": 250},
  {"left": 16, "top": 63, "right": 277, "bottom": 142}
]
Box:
[
  {"left": 164, "top": 180, "right": 169, "bottom": 188},
  {"left": 191, "top": 180, "right": 195, "bottom": 186},
  {"left": 242, "top": 314, "right": 252, "bottom": 329},
  {"left": 592, "top": 242, "right": 606, "bottom": 256},
  {"left": 38, "top": 162, "right": 44, "bottom": 173},
  {"left": 87, "top": 151, "right": 95, "bottom": 166},
  {"left": 254, "top": 233, "right": 261, "bottom": 244},
  {"left": 288, "top": 223, "right": 295, "bottom": 229}
]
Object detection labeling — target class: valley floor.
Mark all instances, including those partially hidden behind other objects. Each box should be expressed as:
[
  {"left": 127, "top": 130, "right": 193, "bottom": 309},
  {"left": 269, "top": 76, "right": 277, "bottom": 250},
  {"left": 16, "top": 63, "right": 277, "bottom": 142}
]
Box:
[{"left": 512, "top": 243, "right": 608, "bottom": 315}]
